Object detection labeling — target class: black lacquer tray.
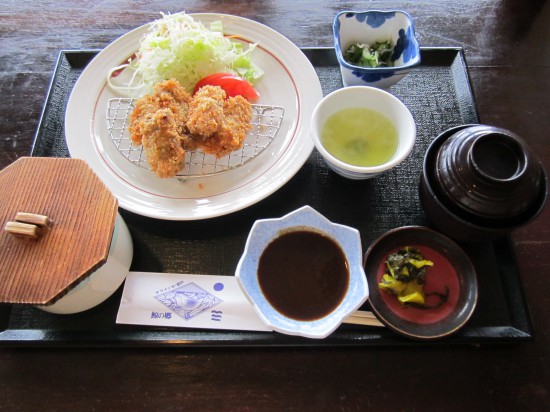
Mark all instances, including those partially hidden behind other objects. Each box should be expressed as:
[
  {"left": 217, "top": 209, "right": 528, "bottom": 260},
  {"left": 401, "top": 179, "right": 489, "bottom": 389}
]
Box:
[{"left": 0, "top": 47, "right": 533, "bottom": 347}]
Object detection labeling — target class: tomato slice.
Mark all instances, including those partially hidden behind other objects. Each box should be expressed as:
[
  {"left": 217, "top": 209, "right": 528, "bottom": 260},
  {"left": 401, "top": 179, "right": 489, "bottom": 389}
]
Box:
[{"left": 193, "top": 73, "right": 260, "bottom": 102}]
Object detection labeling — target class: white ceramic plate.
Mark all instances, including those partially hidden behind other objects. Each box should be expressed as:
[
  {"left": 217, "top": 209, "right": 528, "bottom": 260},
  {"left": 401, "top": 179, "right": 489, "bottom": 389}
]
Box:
[{"left": 65, "top": 13, "right": 323, "bottom": 220}]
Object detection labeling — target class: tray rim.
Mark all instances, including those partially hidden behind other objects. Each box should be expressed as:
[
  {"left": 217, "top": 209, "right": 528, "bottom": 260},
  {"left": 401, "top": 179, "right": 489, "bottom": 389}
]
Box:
[{"left": 1, "top": 47, "right": 533, "bottom": 347}]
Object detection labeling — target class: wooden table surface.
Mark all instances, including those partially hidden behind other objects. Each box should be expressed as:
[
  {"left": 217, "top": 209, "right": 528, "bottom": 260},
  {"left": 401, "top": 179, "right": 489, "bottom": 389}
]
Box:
[{"left": 1, "top": 1, "right": 549, "bottom": 410}]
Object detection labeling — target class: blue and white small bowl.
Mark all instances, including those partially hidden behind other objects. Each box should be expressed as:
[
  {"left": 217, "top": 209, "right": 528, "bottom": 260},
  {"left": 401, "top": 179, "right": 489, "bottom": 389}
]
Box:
[
  {"left": 235, "top": 206, "right": 369, "bottom": 339},
  {"left": 334, "top": 10, "right": 421, "bottom": 88}
]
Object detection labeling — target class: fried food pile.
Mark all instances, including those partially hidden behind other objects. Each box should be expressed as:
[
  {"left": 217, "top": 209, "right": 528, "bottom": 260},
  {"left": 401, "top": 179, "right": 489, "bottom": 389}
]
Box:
[{"left": 129, "top": 79, "right": 253, "bottom": 178}]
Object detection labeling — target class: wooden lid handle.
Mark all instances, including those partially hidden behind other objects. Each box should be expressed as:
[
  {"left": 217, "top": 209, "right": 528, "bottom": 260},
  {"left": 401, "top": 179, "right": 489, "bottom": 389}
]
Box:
[{"left": 4, "top": 212, "right": 51, "bottom": 239}]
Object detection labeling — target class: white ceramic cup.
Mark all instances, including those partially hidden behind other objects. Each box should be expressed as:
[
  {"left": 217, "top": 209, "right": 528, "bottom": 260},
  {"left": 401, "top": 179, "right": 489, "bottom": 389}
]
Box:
[{"left": 310, "top": 86, "right": 416, "bottom": 179}]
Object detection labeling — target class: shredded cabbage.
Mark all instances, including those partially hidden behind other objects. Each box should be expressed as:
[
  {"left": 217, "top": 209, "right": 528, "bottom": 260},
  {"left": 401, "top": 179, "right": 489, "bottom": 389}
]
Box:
[{"left": 108, "top": 12, "right": 263, "bottom": 96}]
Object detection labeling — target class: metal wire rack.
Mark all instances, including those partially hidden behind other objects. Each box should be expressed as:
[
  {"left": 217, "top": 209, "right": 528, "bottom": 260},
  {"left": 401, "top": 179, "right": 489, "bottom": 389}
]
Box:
[{"left": 106, "top": 98, "right": 284, "bottom": 178}]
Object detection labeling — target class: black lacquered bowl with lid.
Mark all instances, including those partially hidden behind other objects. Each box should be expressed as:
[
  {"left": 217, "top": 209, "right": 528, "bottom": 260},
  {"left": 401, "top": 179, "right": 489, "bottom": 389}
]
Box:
[{"left": 419, "top": 125, "right": 548, "bottom": 241}]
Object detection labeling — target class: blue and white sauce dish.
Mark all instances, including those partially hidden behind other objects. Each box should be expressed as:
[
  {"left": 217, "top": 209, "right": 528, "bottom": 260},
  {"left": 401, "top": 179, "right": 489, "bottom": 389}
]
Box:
[
  {"left": 235, "top": 206, "right": 369, "bottom": 339},
  {"left": 334, "top": 10, "right": 421, "bottom": 88}
]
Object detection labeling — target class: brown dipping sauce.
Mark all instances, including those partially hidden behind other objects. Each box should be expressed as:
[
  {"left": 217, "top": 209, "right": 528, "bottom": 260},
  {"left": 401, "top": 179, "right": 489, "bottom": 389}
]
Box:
[{"left": 257, "top": 230, "right": 350, "bottom": 321}]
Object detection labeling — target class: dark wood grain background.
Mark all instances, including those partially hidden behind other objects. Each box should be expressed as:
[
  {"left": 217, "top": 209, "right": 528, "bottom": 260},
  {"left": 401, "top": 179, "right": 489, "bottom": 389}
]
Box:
[{"left": 1, "top": 1, "right": 549, "bottom": 411}]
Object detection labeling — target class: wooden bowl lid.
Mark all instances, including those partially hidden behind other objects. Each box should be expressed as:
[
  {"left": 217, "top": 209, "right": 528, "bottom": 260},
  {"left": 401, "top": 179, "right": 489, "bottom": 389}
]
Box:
[{"left": 0, "top": 157, "right": 118, "bottom": 305}]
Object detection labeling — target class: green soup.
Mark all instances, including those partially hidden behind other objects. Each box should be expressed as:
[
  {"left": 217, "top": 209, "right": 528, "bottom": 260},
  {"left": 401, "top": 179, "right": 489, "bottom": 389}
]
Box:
[{"left": 321, "top": 107, "right": 398, "bottom": 167}]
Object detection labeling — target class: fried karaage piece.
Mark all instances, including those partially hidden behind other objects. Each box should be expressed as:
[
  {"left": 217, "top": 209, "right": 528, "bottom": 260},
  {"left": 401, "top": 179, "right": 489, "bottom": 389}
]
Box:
[
  {"left": 202, "top": 95, "right": 253, "bottom": 157},
  {"left": 187, "top": 86, "right": 253, "bottom": 158},
  {"left": 128, "top": 79, "right": 253, "bottom": 178},
  {"left": 186, "top": 85, "right": 226, "bottom": 137},
  {"left": 140, "top": 108, "right": 186, "bottom": 178},
  {"left": 129, "top": 79, "right": 191, "bottom": 146}
]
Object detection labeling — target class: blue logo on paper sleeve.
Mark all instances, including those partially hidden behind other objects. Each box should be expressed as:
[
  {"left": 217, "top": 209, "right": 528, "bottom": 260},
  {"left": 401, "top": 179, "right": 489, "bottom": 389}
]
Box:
[
  {"left": 211, "top": 310, "right": 223, "bottom": 321},
  {"left": 154, "top": 282, "right": 223, "bottom": 321}
]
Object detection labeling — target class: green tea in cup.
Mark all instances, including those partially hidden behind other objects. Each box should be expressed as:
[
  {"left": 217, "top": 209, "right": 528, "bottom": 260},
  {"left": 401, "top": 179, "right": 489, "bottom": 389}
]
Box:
[{"left": 321, "top": 107, "right": 398, "bottom": 167}]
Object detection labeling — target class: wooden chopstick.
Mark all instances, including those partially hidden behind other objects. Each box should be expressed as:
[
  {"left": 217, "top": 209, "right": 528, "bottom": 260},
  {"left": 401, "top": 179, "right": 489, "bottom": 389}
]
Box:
[{"left": 343, "top": 310, "right": 385, "bottom": 327}]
